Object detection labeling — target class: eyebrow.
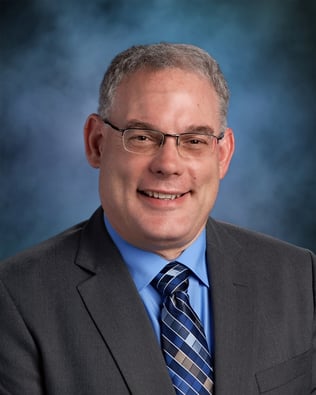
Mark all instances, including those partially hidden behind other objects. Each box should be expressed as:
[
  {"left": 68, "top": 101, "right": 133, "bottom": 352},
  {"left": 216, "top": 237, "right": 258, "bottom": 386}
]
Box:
[{"left": 125, "top": 119, "right": 216, "bottom": 134}]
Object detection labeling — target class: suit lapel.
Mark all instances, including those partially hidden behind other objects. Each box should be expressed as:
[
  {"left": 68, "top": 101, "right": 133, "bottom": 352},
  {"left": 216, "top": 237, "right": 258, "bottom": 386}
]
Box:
[
  {"left": 75, "top": 208, "right": 174, "bottom": 395},
  {"left": 74, "top": 209, "right": 255, "bottom": 394},
  {"left": 206, "top": 219, "right": 255, "bottom": 394}
]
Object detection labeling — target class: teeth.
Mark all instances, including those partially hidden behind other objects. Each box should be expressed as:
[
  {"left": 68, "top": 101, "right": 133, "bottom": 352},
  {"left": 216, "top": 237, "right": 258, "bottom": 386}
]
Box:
[{"left": 144, "top": 191, "right": 182, "bottom": 200}]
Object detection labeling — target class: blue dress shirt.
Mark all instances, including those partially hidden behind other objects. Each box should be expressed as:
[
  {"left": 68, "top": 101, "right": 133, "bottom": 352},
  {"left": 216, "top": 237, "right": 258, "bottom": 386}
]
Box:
[{"left": 104, "top": 216, "right": 213, "bottom": 353}]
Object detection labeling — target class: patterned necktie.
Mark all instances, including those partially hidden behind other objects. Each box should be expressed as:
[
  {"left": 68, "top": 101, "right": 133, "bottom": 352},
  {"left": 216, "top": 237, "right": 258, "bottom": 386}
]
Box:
[{"left": 152, "top": 262, "right": 214, "bottom": 395}]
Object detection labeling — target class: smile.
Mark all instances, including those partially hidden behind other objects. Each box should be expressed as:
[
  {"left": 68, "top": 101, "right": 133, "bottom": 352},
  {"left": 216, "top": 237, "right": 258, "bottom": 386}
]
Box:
[{"left": 140, "top": 190, "right": 184, "bottom": 200}]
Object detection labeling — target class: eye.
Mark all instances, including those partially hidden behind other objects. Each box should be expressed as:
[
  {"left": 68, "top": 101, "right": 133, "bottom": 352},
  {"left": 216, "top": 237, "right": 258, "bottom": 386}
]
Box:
[
  {"left": 126, "top": 129, "right": 160, "bottom": 145},
  {"left": 181, "top": 134, "right": 210, "bottom": 146},
  {"left": 189, "top": 138, "right": 205, "bottom": 145},
  {"left": 133, "top": 134, "right": 150, "bottom": 141}
]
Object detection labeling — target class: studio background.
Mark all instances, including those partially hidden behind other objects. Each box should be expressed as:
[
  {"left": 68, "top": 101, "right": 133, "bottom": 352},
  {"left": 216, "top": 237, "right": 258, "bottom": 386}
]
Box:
[{"left": 1, "top": 0, "right": 315, "bottom": 259}]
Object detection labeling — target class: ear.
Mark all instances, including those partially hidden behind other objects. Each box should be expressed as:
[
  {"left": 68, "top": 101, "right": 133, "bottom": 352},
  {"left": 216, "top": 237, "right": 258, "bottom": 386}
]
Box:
[
  {"left": 84, "top": 113, "right": 104, "bottom": 168},
  {"left": 218, "top": 128, "right": 235, "bottom": 179}
]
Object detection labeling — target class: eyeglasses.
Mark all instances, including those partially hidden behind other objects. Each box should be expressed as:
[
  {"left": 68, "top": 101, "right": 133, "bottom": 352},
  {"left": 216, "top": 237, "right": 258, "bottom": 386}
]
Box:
[{"left": 102, "top": 118, "right": 224, "bottom": 158}]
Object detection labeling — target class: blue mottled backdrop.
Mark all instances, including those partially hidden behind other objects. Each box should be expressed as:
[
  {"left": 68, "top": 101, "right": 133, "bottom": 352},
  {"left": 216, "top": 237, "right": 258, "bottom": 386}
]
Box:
[{"left": 1, "top": 0, "right": 315, "bottom": 259}]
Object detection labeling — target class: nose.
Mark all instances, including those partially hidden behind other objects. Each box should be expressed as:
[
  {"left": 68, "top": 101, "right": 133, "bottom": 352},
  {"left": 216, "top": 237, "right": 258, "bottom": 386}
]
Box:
[{"left": 149, "top": 136, "right": 184, "bottom": 176}]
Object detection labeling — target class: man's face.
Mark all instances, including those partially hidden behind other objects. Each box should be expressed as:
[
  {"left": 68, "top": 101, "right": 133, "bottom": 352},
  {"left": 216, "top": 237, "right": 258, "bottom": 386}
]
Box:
[{"left": 85, "top": 68, "right": 234, "bottom": 259}]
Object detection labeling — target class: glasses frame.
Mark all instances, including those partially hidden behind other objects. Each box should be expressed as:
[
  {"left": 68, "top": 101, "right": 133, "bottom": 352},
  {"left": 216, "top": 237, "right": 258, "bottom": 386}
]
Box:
[{"left": 102, "top": 118, "right": 225, "bottom": 156}]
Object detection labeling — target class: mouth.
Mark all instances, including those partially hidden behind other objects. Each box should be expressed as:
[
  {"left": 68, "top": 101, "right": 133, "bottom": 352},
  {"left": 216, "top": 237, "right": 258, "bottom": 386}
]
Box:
[{"left": 139, "top": 190, "right": 186, "bottom": 200}]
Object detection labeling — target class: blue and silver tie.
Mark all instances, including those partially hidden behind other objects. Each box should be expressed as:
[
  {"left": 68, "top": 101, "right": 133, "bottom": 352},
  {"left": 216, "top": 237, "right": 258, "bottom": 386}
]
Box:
[{"left": 152, "top": 262, "right": 214, "bottom": 394}]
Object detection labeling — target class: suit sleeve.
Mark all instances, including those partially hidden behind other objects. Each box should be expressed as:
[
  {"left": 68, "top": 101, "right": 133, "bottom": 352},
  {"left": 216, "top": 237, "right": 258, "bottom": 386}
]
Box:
[{"left": 0, "top": 279, "right": 44, "bottom": 394}]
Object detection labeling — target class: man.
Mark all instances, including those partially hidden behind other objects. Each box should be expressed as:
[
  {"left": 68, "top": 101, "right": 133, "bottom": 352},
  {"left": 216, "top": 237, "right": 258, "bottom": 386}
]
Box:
[{"left": 0, "top": 43, "right": 315, "bottom": 394}]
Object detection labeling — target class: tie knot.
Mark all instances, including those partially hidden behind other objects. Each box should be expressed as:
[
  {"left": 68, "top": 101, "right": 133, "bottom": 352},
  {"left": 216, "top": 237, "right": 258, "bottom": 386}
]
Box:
[{"left": 152, "top": 262, "right": 189, "bottom": 297}]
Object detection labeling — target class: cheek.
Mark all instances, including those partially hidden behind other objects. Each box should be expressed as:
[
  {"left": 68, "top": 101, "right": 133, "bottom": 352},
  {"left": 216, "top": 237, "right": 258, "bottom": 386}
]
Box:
[
  {"left": 99, "top": 153, "right": 143, "bottom": 193},
  {"left": 196, "top": 165, "right": 220, "bottom": 206},
  {"left": 192, "top": 158, "right": 219, "bottom": 184},
  {"left": 98, "top": 166, "right": 127, "bottom": 216}
]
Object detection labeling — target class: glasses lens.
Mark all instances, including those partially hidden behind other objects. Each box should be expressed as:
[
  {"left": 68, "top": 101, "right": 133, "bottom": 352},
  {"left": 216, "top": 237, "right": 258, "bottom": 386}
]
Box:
[
  {"left": 178, "top": 133, "right": 217, "bottom": 157},
  {"left": 123, "top": 129, "right": 163, "bottom": 154}
]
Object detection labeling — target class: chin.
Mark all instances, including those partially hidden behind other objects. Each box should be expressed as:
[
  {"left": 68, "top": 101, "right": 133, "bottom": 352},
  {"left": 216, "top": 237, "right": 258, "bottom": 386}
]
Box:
[{"left": 142, "top": 228, "right": 191, "bottom": 248}]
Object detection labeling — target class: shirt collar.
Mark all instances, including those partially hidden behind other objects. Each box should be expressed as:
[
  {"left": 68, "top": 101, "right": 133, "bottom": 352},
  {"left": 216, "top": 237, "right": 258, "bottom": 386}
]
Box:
[{"left": 104, "top": 215, "right": 209, "bottom": 291}]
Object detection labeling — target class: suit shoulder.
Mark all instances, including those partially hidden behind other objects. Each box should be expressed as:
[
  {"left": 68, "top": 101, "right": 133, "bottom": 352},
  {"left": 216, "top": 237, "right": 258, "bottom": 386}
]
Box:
[
  {"left": 0, "top": 219, "right": 88, "bottom": 279},
  {"left": 208, "top": 218, "right": 314, "bottom": 259}
]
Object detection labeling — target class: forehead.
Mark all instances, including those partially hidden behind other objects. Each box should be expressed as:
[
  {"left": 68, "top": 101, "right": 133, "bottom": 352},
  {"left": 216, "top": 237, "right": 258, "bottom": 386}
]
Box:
[{"left": 109, "top": 68, "right": 221, "bottom": 129}]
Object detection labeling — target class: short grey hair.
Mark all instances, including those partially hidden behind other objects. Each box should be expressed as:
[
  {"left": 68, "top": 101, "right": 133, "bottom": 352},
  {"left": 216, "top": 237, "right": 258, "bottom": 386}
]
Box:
[{"left": 98, "top": 42, "right": 230, "bottom": 131}]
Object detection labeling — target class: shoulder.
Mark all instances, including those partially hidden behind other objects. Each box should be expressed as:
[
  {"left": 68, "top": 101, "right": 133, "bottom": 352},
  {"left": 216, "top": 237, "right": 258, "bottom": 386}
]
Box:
[
  {"left": 0, "top": 219, "right": 88, "bottom": 285},
  {"left": 207, "top": 217, "right": 314, "bottom": 264},
  {"left": 206, "top": 218, "right": 315, "bottom": 307},
  {"left": 0, "top": 206, "right": 112, "bottom": 290}
]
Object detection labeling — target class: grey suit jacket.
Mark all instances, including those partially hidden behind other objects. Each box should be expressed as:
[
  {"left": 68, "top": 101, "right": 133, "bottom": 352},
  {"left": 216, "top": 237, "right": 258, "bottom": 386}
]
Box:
[{"left": 0, "top": 207, "right": 315, "bottom": 394}]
